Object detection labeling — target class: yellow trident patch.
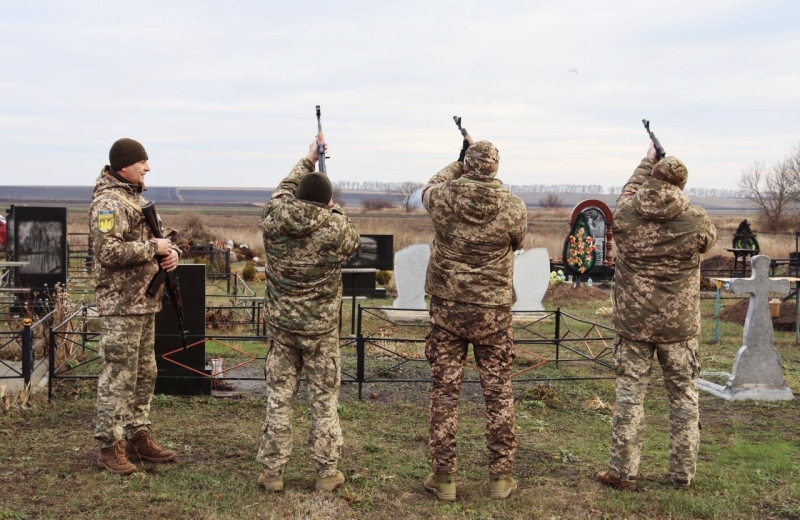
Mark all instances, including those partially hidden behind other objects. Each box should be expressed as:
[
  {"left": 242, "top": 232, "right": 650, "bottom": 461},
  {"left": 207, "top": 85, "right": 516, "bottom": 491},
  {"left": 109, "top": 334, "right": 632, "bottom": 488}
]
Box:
[{"left": 97, "top": 209, "right": 115, "bottom": 233}]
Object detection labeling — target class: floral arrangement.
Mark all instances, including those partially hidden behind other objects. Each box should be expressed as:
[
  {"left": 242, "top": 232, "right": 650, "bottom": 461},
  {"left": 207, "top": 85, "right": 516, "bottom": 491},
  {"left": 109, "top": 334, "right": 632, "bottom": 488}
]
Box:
[
  {"left": 549, "top": 270, "right": 565, "bottom": 285},
  {"left": 562, "top": 212, "right": 597, "bottom": 276}
]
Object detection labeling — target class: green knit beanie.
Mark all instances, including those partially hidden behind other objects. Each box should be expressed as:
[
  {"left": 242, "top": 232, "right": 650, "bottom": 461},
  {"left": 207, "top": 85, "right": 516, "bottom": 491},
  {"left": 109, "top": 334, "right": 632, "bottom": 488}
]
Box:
[
  {"left": 296, "top": 173, "right": 333, "bottom": 204},
  {"left": 109, "top": 138, "right": 148, "bottom": 172}
]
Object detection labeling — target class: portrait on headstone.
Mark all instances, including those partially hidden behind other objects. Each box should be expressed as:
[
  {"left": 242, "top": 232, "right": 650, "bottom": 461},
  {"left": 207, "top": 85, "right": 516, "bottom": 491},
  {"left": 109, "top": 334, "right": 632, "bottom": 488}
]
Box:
[{"left": 17, "top": 221, "right": 64, "bottom": 275}]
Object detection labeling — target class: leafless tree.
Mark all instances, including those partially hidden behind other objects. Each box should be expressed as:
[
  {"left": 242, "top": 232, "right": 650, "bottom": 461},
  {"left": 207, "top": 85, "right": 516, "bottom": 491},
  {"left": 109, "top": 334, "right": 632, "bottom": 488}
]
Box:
[
  {"left": 389, "top": 181, "right": 424, "bottom": 213},
  {"left": 739, "top": 158, "right": 798, "bottom": 231},
  {"left": 331, "top": 185, "right": 345, "bottom": 207},
  {"left": 539, "top": 193, "right": 564, "bottom": 208}
]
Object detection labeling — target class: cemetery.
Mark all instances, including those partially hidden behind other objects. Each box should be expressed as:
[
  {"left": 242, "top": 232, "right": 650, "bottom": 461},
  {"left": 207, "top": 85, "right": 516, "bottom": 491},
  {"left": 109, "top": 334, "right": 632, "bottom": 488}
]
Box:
[{"left": 0, "top": 204, "right": 798, "bottom": 519}]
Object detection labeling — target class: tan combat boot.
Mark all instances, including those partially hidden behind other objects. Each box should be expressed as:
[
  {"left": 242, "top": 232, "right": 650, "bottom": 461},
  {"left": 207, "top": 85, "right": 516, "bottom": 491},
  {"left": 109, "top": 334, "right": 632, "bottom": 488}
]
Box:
[
  {"left": 258, "top": 472, "right": 284, "bottom": 492},
  {"left": 596, "top": 470, "right": 637, "bottom": 490},
  {"left": 489, "top": 473, "right": 518, "bottom": 499},
  {"left": 315, "top": 470, "right": 345, "bottom": 492},
  {"left": 97, "top": 441, "right": 137, "bottom": 476},
  {"left": 125, "top": 431, "right": 177, "bottom": 463},
  {"left": 424, "top": 473, "right": 456, "bottom": 501}
]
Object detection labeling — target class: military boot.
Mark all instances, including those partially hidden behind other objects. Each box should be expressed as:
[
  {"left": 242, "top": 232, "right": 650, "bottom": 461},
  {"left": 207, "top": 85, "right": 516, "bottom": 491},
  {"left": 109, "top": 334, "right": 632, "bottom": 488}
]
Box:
[
  {"left": 315, "top": 470, "right": 345, "bottom": 492},
  {"left": 424, "top": 473, "right": 456, "bottom": 501},
  {"left": 258, "top": 472, "right": 284, "bottom": 492},
  {"left": 671, "top": 477, "right": 691, "bottom": 490},
  {"left": 596, "top": 470, "right": 637, "bottom": 490},
  {"left": 125, "top": 431, "right": 177, "bottom": 463},
  {"left": 97, "top": 441, "right": 137, "bottom": 476},
  {"left": 489, "top": 473, "right": 518, "bottom": 499}
]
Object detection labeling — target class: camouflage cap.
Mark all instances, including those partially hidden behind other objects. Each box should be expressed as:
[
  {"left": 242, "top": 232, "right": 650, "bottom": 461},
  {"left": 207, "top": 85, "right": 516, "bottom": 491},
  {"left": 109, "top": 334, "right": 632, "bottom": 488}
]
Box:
[
  {"left": 464, "top": 141, "right": 500, "bottom": 178},
  {"left": 652, "top": 156, "right": 688, "bottom": 190}
]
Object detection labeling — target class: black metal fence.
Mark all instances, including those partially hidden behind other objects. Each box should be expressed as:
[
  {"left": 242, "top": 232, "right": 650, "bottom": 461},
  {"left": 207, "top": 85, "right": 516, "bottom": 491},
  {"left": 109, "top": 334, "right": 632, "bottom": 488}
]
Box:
[
  {"left": 0, "top": 310, "right": 56, "bottom": 386},
  {"left": 47, "top": 304, "right": 614, "bottom": 401}
]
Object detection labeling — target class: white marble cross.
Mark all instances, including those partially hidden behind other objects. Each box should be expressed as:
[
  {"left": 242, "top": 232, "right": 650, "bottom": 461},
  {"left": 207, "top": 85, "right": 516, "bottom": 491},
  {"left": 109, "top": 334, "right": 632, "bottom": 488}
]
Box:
[{"left": 728, "top": 255, "right": 790, "bottom": 387}]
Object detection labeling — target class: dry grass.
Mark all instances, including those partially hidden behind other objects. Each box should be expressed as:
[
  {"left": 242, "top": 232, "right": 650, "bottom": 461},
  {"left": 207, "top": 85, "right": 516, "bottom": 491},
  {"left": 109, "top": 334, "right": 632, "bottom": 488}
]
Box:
[{"left": 66, "top": 207, "right": 798, "bottom": 263}]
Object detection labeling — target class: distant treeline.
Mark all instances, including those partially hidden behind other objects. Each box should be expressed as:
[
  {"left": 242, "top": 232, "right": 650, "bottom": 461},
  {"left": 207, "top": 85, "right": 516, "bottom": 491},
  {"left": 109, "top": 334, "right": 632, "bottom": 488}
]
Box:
[{"left": 333, "top": 181, "right": 745, "bottom": 198}]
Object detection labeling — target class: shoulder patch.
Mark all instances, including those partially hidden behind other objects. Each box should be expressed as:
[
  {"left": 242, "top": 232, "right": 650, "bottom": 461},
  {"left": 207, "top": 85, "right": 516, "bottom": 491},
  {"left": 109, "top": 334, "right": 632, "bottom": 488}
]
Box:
[{"left": 97, "top": 209, "right": 115, "bottom": 233}]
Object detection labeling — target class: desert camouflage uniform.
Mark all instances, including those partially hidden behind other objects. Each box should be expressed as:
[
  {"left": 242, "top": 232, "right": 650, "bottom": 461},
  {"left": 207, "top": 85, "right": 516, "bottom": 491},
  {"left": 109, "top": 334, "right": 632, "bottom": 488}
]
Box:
[
  {"left": 89, "top": 167, "right": 175, "bottom": 448},
  {"left": 422, "top": 141, "right": 527, "bottom": 475},
  {"left": 256, "top": 159, "right": 360, "bottom": 478},
  {"left": 608, "top": 157, "right": 717, "bottom": 484}
]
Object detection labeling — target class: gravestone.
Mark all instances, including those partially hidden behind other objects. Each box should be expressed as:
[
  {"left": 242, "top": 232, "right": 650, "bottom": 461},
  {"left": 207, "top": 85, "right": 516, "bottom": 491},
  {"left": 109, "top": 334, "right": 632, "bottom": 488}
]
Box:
[
  {"left": 512, "top": 248, "right": 550, "bottom": 313},
  {"left": 698, "top": 255, "right": 794, "bottom": 401},
  {"left": 6, "top": 206, "right": 68, "bottom": 290},
  {"left": 342, "top": 234, "right": 394, "bottom": 297},
  {"left": 569, "top": 199, "right": 614, "bottom": 268},
  {"left": 392, "top": 244, "right": 430, "bottom": 310},
  {"left": 154, "top": 263, "right": 211, "bottom": 395}
]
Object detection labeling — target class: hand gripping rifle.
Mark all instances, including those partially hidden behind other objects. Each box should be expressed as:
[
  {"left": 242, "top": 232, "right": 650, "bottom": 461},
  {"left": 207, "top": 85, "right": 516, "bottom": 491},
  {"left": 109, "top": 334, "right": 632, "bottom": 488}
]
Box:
[
  {"left": 453, "top": 116, "right": 472, "bottom": 162},
  {"left": 316, "top": 105, "right": 328, "bottom": 174},
  {"left": 642, "top": 119, "right": 666, "bottom": 161},
  {"left": 142, "top": 201, "right": 189, "bottom": 349}
]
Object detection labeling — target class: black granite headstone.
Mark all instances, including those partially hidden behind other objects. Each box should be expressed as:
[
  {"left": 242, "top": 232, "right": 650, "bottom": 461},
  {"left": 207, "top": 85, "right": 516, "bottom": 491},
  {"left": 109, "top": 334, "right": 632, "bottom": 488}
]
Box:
[{"left": 154, "top": 263, "right": 211, "bottom": 395}]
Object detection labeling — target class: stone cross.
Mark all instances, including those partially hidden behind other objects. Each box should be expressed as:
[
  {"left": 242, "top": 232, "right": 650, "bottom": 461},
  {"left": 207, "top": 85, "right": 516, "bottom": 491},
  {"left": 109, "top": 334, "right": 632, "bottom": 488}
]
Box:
[{"left": 728, "top": 255, "right": 790, "bottom": 388}]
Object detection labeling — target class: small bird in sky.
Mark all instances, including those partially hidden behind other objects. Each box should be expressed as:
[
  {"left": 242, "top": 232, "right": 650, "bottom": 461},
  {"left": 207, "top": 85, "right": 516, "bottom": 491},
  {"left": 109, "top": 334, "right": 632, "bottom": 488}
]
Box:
[{"left": 567, "top": 69, "right": 578, "bottom": 74}]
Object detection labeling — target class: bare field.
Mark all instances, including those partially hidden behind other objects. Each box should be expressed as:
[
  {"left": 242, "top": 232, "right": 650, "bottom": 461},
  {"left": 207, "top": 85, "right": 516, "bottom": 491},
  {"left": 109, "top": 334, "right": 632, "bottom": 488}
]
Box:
[{"left": 68, "top": 207, "right": 798, "bottom": 262}]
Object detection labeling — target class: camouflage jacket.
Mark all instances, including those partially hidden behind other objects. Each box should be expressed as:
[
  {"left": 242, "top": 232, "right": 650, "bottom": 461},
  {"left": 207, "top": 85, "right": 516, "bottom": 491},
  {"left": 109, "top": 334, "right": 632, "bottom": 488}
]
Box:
[
  {"left": 613, "top": 158, "right": 717, "bottom": 342},
  {"left": 89, "top": 167, "right": 170, "bottom": 316},
  {"left": 261, "top": 159, "right": 361, "bottom": 337},
  {"left": 422, "top": 161, "right": 527, "bottom": 307}
]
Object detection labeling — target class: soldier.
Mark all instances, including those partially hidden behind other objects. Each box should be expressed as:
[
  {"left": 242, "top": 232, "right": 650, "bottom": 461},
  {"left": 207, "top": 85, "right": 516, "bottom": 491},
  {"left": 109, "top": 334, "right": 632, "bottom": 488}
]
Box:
[
  {"left": 597, "top": 142, "right": 717, "bottom": 491},
  {"left": 90, "top": 138, "right": 180, "bottom": 475},
  {"left": 421, "top": 131, "right": 528, "bottom": 500},
  {"left": 256, "top": 137, "right": 360, "bottom": 493}
]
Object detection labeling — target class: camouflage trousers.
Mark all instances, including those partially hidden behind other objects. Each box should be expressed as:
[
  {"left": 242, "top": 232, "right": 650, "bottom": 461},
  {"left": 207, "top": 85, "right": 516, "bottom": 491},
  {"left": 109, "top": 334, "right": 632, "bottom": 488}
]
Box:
[
  {"left": 425, "top": 298, "right": 517, "bottom": 475},
  {"left": 256, "top": 329, "right": 343, "bottom": 478},
  {"left": 94, "top": 313, "right": 157, "bottom": 449},
  {"left": 608, "top": 336, "right": 701, "bottom": 483}
]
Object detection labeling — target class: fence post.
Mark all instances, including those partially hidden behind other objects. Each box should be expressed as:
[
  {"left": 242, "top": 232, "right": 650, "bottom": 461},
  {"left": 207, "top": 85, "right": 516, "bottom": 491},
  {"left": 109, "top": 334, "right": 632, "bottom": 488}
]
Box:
[
  {"left": 225, "top": 249, "right": 231, "bottom": 294},
  {"left": 21, "top": 318, "right": 32, "bottom": 386},
  {"left": 48, "top": 321, "right": 56, "bottom": 402},
  {"left": 356, "top": 305, "right": 364, "bottom": 401},
  {"left": 554, "top": 308, "right": 561, "bottom": 369}
]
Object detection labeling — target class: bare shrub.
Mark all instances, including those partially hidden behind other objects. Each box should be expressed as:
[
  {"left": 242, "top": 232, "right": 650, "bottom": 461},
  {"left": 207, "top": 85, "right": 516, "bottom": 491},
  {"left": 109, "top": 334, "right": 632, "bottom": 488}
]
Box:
[
  {"left": 540, "top": 193, "right": 564, "bottom": 208},
  {"left": 180, "top": 211, "right": 215, "bottom": 245},
  {"left": 362, "top": 197, "right": 395, "bottom": 211},
  {"left": 389, "top": 182, "right": 424, "bottom": 213}
]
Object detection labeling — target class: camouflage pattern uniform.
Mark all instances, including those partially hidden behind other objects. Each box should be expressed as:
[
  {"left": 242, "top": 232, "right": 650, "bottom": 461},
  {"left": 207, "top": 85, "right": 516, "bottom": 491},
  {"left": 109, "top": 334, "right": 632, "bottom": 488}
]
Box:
[
  {"left": 89, "top": 167, "right": 174, "bottom": 449},
  {"left": 608, "top": 157, "right": 717, "bottom": 485},
  {"left": 422, "top": 141, "right": 527, "bottom": 475},
  {"left": 256, "top": 159, "right": 360, "bottom": 478}
]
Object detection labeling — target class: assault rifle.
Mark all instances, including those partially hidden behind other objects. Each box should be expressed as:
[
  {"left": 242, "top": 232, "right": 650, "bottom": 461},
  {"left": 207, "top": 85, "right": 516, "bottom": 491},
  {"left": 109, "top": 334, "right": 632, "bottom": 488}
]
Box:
[
  {"left": 453, "top": 116, "right": 468, "bottom": 137},
  {"left": 642, "top": 119, "right": 666, "bottom": 161},
  {"left": 142, "top": 201, "right": 189, "bottom": 349},
  {"left": 316, "top": 105, "right": 327, "bottom": 174}
]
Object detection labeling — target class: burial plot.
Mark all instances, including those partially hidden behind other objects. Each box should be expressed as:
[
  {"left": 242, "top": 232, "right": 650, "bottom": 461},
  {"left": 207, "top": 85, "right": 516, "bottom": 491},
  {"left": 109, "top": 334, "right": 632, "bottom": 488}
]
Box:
[{"left": 698, "top": 255, "right": 795, "bottom": 401}]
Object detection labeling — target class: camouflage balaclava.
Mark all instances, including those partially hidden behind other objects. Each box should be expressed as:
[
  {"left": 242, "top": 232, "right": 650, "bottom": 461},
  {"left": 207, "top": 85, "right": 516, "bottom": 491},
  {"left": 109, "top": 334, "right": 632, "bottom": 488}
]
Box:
[
  {"left": 463, "top": 141, "right": 500, "bottom": 180},
  {"left": 652, "top": 156, "right": 688, "bottom": 190}
]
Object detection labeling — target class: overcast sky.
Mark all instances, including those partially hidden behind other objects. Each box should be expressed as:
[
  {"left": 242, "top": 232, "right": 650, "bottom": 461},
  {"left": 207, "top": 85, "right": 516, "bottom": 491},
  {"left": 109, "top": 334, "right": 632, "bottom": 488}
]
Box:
[{"left": 1, "top": 0, "right": 797, "bottom": 190}]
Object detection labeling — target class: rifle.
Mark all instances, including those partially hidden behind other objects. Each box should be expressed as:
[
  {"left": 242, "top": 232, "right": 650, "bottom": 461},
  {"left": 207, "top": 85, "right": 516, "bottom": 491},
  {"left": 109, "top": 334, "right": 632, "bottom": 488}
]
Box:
[
  {"left": 316, "top": 105, "right": 327, "bottom": 174},
  {"left": 453, "top": 116, "right": 468, "bottom": 137},
  {"left": 642, "top": 119, "right": 666, "bottom": 161},
  {"left": 142, "top": 201, "right": 189, "bottom": 349}
]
